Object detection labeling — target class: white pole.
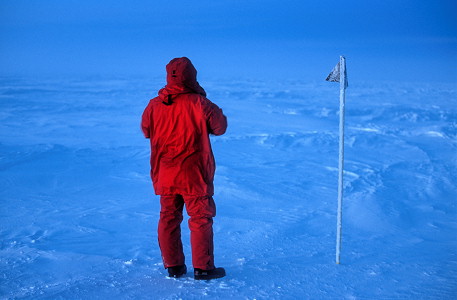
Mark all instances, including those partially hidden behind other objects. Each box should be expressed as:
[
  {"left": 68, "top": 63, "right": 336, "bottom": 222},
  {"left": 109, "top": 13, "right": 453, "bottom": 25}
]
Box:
[{"left": 336, "top": 56, "right": 346, "bottom": 264}]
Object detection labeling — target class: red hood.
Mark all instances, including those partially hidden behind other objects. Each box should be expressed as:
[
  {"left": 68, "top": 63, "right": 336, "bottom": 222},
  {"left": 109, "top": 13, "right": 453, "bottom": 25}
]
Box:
[{"left": 158, "top": 57, "right": 206, "bottom": 103}]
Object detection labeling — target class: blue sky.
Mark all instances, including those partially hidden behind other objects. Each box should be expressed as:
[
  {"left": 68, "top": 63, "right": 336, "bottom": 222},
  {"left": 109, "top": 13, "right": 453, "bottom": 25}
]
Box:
[{"left": 1, "top": 0, "right": 456, "bottom": 82}]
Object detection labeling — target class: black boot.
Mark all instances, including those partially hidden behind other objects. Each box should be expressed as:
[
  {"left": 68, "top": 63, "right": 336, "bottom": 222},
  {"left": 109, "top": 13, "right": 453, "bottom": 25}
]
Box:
[
  {"left": 167, "top": 265, "right": 187, "bottom": 278},
  {"left": 194, "top": 267, "right": 226, "bottom": 280}
]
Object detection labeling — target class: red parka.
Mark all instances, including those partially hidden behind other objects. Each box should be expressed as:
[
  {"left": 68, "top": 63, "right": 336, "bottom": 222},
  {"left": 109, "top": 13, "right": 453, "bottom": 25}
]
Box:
[{"left": 141, "top": 57, "right": 227, "bottom": 196}]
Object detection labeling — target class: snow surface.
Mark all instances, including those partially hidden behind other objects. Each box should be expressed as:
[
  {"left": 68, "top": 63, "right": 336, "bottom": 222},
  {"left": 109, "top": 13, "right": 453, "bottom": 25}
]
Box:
[{"left": 1, "top": 76, "right": 456, "bottom": 299}]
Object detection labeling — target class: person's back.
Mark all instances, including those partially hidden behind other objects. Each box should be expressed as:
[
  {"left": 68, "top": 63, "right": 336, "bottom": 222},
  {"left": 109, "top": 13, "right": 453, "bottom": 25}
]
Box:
[
  {"left": 144, "top": 90, "right": 225, "bottom": 196},
  {"left": 141, "top": 57, "right": 227, "bottom": 280}
]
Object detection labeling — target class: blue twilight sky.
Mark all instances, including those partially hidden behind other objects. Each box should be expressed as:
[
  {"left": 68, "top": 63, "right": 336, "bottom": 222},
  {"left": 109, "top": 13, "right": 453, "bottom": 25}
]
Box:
[{"left": 1, "top": 0, "right": 456, "bottom": 83}]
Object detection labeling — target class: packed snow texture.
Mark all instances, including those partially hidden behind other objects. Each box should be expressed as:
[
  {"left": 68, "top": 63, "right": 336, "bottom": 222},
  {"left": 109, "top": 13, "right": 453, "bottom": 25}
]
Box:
[{"left": 1, "top": 77, "right": 456, "bottom": 299}]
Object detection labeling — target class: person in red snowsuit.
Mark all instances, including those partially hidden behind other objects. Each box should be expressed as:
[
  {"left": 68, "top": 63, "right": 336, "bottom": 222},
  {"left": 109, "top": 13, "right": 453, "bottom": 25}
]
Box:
[{"left": 141, "top": 57, "right": 227, "bottom": 280}]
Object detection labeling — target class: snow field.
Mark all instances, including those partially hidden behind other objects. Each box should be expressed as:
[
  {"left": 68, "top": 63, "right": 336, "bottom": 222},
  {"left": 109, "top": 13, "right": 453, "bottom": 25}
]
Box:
[{"left": 1, "top": 77, "right": 456, "bottom": 299}]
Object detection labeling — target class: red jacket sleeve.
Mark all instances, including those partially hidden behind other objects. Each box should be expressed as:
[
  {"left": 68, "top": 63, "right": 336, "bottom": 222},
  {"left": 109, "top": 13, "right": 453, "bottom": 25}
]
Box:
[
  {"left": 205, "top": 100, "right": 227, "bottom": 136},
  {"left": 141, "top": 101, "right": 153, "bottom": 138}
]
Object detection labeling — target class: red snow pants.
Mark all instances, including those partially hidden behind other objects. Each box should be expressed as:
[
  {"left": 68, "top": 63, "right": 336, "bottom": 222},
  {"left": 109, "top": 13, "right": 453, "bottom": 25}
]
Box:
[{"left": 158, "top": 194, "right": 216, "bottom": 270}]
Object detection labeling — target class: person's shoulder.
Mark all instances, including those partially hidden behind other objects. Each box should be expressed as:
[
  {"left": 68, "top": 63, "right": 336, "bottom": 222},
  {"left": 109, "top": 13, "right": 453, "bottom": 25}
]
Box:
[
  {"left": 181, "top": 93, "right": 209, "bottom": 105},
  {"left": 149, "top": 96, "right": 163, "bottom": 105},
  {"left": 185, "top": 93, "right": 206, "bottom": 100}
]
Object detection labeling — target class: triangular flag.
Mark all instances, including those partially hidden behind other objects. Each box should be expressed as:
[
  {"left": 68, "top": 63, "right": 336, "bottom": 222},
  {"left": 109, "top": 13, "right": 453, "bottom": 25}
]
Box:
[
  {"left": 326, "top": 62, "right": 341, "bottom": 82},
  {"left": 326, "top": 59, "right": 348, "bottom": 88}
]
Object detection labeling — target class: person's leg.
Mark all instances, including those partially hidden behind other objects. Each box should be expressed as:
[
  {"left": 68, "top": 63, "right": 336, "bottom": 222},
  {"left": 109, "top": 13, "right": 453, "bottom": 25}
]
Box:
[
  {"left": 158, "top": 194, "right": 185, "bottom": 268},
  {"left": 184, "top": 195, "right": 216, "bottom": 270}
]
